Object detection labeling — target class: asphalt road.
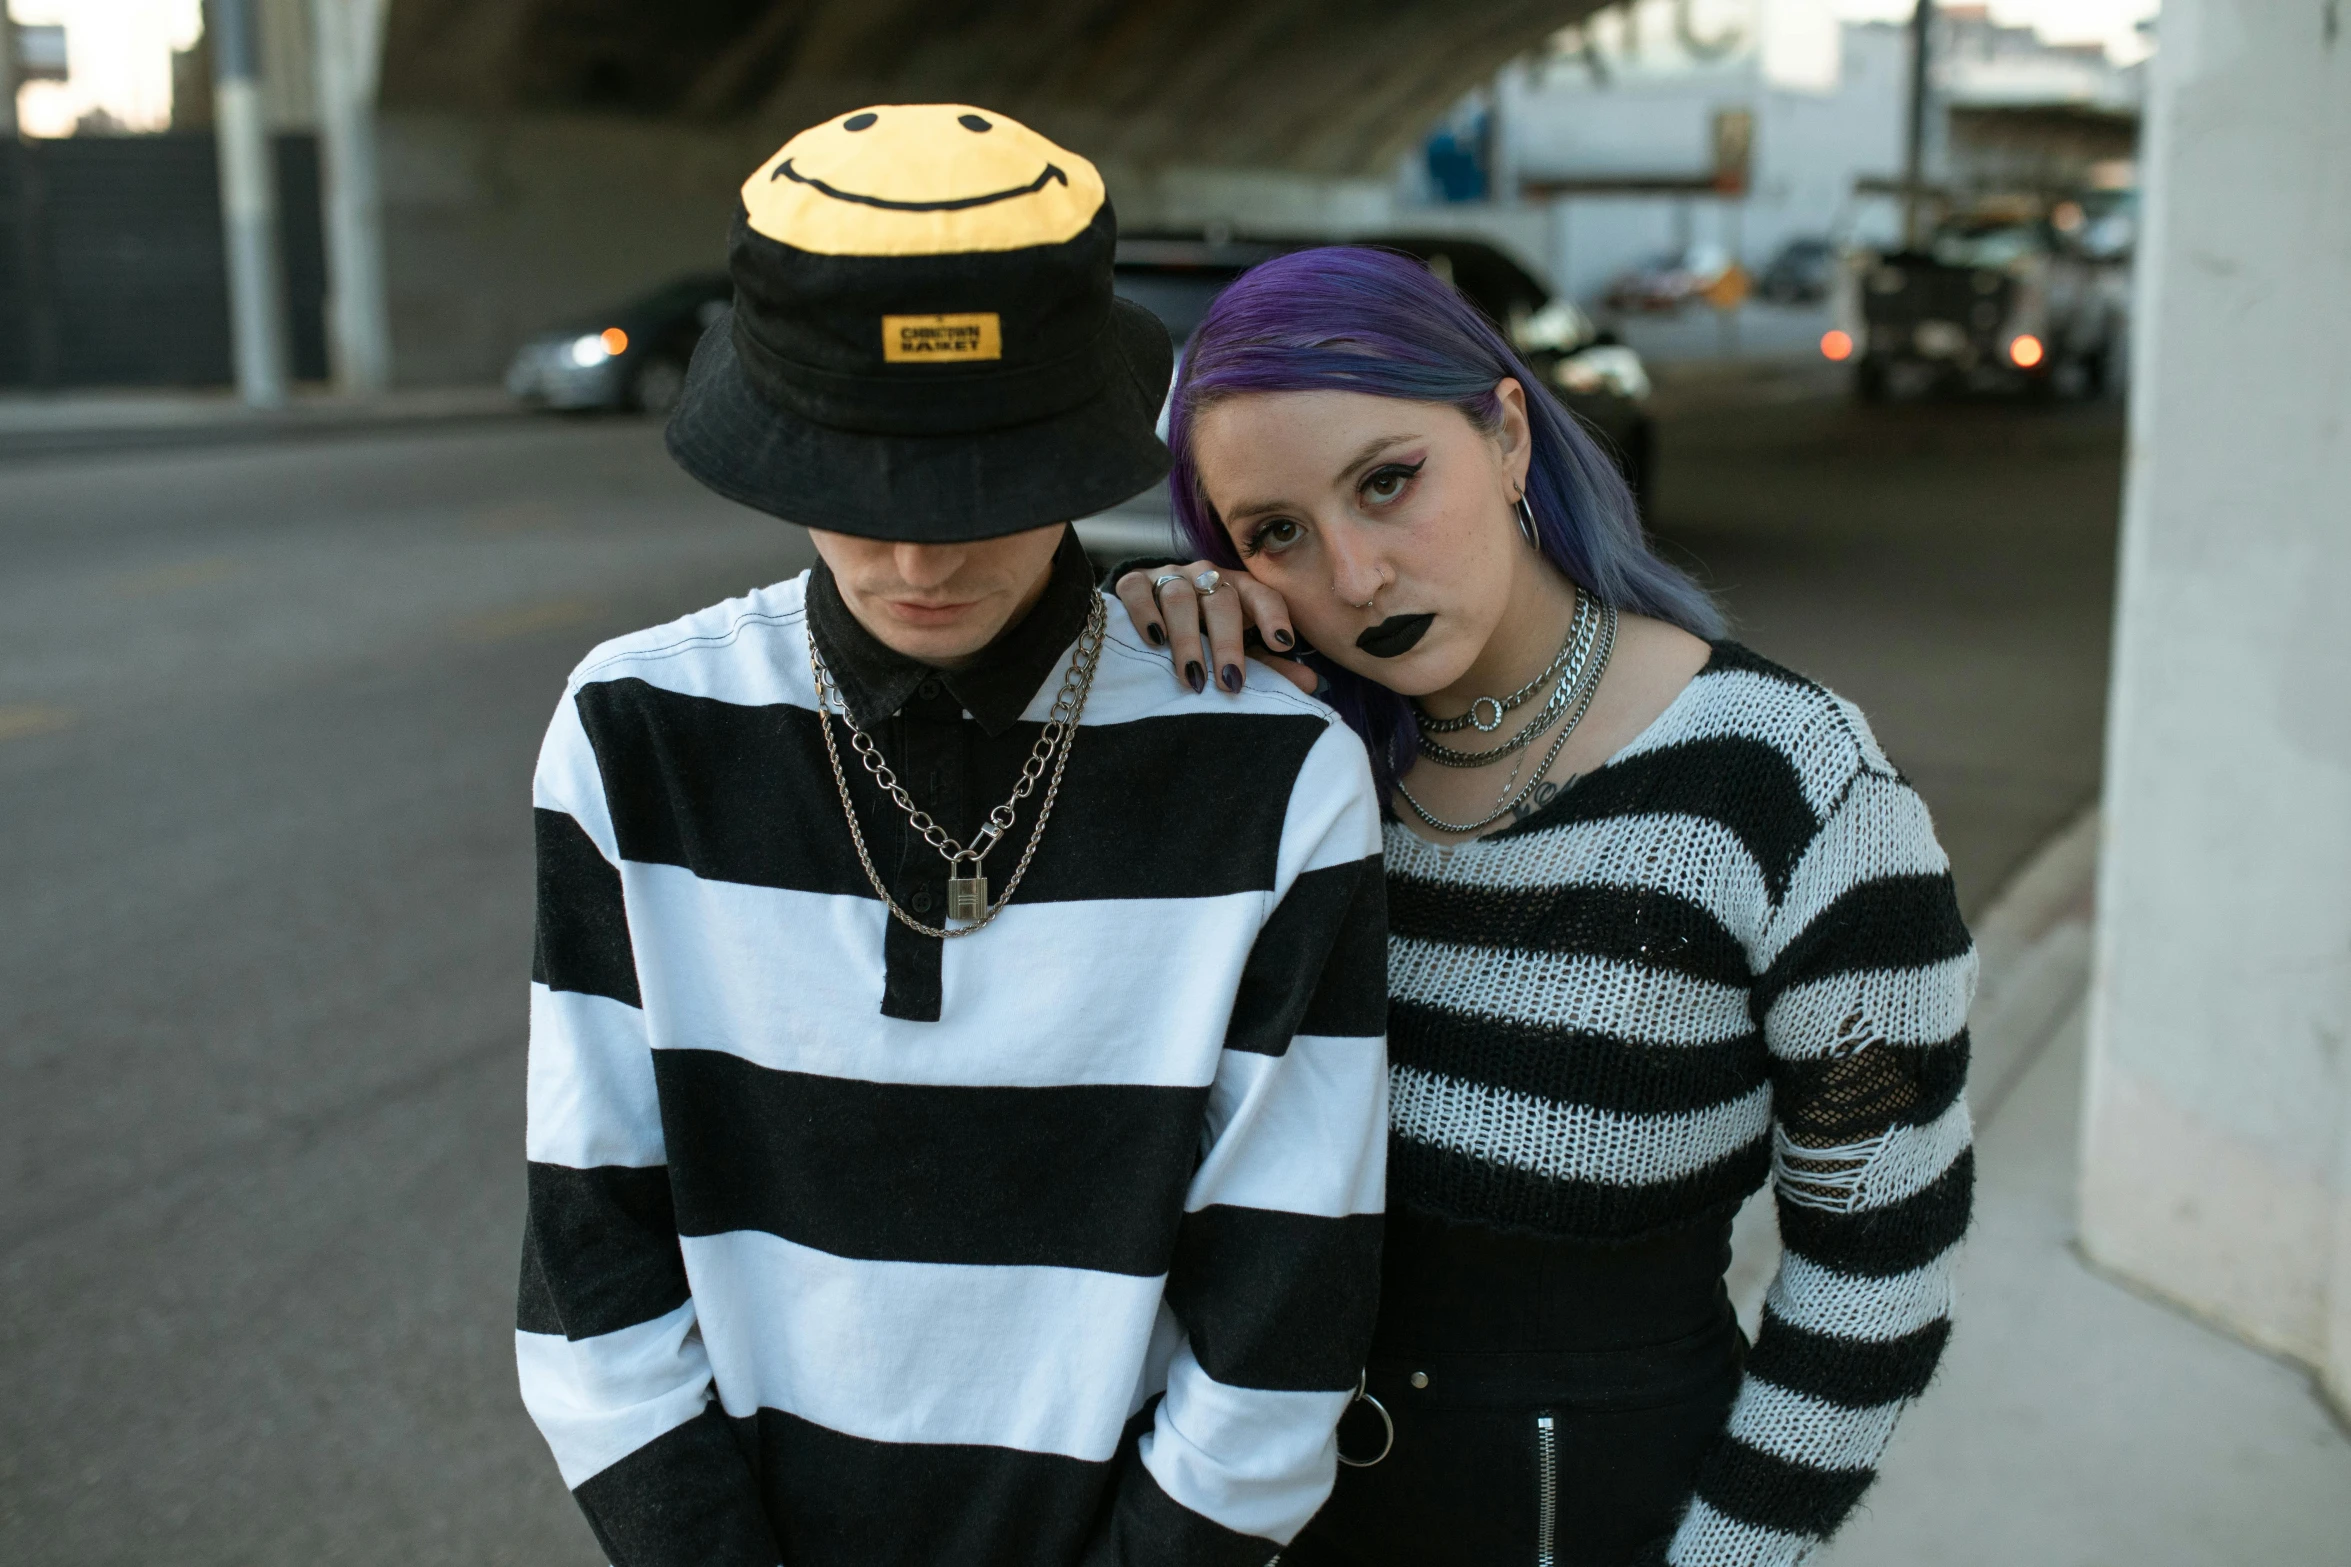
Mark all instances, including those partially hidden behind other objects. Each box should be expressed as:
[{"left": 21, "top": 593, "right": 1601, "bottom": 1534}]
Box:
[
  {"left": 1648, "top": 367, "right": 2121, "bottom": 910},
  {"left": 0, "top": 381, "right": 2121, "bottom": 1564}
]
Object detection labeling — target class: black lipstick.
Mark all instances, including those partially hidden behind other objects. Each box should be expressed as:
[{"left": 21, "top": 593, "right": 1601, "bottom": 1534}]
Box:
[{"left": 1355, "top": 613, "right": 1434, "bottom": 659}]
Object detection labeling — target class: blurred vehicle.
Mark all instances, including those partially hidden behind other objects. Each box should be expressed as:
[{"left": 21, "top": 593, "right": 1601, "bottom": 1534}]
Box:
[
  {"left": 1377, "top": 237, "right": 1652, "bottom": 509},
  {"left": 1084, "top": 233, "right": 1657, "bottom": 560},
  {"left": 1826, "top": 207, "right": 2127, "bottom": 402},
  {"left": 2066, "top": 188, "right": 2138, "bottom": 262},
  {"left": 506, "top": 274, "right": 731, "bottom": 414},
  {"left": 1602, "top": 243, "right": 1736, "bottom": 315},
  {"left": 1757, "top": 236, "right": 1836, "bottom": 304},
  {"left": 1506, "top": 295, "right": 1654, "bottom": 511}
]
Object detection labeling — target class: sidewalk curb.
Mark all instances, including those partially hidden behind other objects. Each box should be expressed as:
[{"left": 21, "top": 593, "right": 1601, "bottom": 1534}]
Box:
[
  {"left": 0, "top": 389, "right": 534, "bottom": 461},
  {"left": 1969, "top": 805, "right": 2099, "bottom": 1130}
]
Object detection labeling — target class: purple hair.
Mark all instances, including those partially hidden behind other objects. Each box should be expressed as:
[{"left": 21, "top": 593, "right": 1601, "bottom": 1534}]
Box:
[{"left": 1166, "top": 245, "right": 1721, "bottom": 797}]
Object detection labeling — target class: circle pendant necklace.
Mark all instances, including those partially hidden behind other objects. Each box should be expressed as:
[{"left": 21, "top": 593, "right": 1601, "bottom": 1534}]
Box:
[{"left": 1395, "top": 601, "right": 1617, "bottom": 837}]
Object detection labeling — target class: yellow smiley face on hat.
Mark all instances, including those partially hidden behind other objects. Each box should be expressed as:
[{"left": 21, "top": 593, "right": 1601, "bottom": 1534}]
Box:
[{"left": 744, "top": 104, "right": 1106, "bottom": 259}]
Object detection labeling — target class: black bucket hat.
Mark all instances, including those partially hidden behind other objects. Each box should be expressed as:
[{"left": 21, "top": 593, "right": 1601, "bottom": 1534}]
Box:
[{"left": 666, "top": 103, "right": 1173, "bottom": 543}]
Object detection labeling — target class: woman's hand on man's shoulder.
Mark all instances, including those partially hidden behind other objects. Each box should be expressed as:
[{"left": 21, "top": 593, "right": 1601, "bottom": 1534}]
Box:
[{"left": 1111, "top": 561, "right": 1319, "bottom": 698}]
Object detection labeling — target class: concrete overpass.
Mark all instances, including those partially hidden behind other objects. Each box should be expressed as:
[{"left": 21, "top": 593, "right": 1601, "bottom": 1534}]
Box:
[
  {"left": 380, "top": 0, "right": 1585, "bottom": 177},
  {"left": 261, "top": 0, "right": 1601, "bottom": 385}
]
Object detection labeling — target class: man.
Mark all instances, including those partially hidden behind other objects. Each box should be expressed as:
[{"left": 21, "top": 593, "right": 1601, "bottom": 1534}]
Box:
[{"left": 516, "top": 104, "right": 1390, "bottom": 1567}]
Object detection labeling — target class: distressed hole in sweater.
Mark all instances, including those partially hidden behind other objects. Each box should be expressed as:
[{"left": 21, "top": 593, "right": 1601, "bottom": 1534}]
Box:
[
  {"left": 1780, "top": 1038, "right": 1922, "bottom": 1146},
  {"left": 1773, "top": 1125, "right": 1891, "bottom": 1212},
  {"left": 1830, "top": 1009, "right": 1878, "bottom": 1057}
]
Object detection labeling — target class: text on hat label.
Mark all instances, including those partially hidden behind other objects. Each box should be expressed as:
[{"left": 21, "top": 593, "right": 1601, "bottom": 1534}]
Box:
[{"left": 882, "top": 313, "right": 1003, "bottom": 363}]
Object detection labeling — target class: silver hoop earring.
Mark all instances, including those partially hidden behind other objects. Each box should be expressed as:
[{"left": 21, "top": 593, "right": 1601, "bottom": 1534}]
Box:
[{"left": 1515, "top": 493, "right": 1541, "bottom": 549}]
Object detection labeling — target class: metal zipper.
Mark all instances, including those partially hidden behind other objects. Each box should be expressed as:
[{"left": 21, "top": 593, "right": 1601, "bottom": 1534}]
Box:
[{"left": 1534, "top": 1412, "right": 1558, "bottom": 1567}]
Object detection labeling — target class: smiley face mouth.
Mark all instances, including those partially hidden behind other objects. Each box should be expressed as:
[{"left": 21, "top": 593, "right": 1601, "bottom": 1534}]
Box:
[{"left": 773, "top": 159, "right": 1070, "bottom": 213}]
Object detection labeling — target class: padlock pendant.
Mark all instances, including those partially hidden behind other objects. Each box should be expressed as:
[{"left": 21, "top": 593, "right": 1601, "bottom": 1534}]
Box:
[{"left": 946, "top": 875, "right": 988, "bottom": 923}]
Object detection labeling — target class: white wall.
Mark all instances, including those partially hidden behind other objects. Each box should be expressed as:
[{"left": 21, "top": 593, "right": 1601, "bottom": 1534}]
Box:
[
  {"left": 1501, "top": 21, "right": 1908, "bottom": 305},
  {"left": 2081, "top": 0, "right": 2351, "bottom": 1414}
]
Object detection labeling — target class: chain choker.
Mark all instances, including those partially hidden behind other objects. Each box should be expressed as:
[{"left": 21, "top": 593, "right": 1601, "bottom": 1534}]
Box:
[
  {"left": 808, "top": 593, "right": 1107, "bottom": 939},
  {"left": 1412, "top": 592, "right": 1601, "bottom": 769},
  {"left": 1395, "top": 602, "right": 1617, "bottom": 838},
  {"left": 1415, "top": 590, "right": 1587, "bottom": 735}
]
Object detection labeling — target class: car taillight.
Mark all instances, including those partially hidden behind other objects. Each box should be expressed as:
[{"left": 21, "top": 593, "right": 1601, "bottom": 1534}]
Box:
[
  {"left": 1820, "top": 329, "right": 1854, "bottom": 362},
  {"left": 2008, "top": 334, "right": 2045, "bottom": 369}
]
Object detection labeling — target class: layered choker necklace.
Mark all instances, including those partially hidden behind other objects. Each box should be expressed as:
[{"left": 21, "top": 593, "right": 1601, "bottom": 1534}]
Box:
[{"left": 1396, "top": 590, "right": 1618, "bottom": 836}]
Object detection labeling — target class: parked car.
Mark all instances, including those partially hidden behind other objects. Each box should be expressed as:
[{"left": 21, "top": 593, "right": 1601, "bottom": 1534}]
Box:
[
  {"left": 1326, "top": 235, "right": 1655, "bottom": 515},
  {"left": 1083, "top": 232, "right": 1658, "bottom": 560},
  {"left": 1758, "top": 236, "right": 1837, "bottom": 304},
  {"left": 1827, "top": 208, "right": 2127, "bottom": 401},
  {"left": 505, "top": 273, "right": 731, "bottom": 414},
  {"left": 1602, "top": 243, "right": 1736, "bottom": 315}
]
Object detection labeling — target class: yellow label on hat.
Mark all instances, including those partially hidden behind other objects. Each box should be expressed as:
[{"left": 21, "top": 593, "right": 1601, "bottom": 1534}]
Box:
[
  {"left": 882, "top": 313, "right": 1003, "bottom": 363},
  {"left": 744, "top": 104, "right": 1104, "bottom": 259}
]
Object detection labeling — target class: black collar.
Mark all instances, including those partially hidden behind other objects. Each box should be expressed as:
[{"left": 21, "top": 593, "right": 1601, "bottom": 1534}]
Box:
[{"left": 806, "top": 527, "right": 1096, "bottom": 736}]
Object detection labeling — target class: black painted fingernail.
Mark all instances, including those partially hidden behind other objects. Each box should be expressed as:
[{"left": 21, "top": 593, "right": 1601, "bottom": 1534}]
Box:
[
  {"left": 1144, "top": 622, "right": 1166, "bottom": 646},
  {"left": 1271, "top": 628, "right": 1293, "bottom": 648},
  {"left": 1221, "top": 664, "right": 1243, "bottom": 692},
  {"left": 1185, "top": 661, "right": 1206, "bottom": 694}
]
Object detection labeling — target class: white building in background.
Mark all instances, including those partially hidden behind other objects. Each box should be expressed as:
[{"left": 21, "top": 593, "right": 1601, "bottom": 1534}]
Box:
[
  {"left": 1480, "top": 3, "right": 1909, "bottom": 304},
  {"left": 1471, "top": 0, "right": 2144, "bottom": 309}
]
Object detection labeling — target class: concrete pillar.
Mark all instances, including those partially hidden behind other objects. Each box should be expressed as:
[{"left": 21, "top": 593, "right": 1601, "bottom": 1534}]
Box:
[
  {"left": 1899, "top": 0, "right": 1932, "bottom": 245},
  {"left": 310, "top": 0, "right": 389, "bottom": 392},
  {"left": 1488, "top": 59, "right": 1523, "bottom": 208},
  {"left": 210, "top": 0, "right": 291, "bottom": 407},
  {"left": 2080, "top": 0, "right": 2351, "bottom": 1416},
  {"left": 0, "top": 2, "right": 20, "bottom": 141}
]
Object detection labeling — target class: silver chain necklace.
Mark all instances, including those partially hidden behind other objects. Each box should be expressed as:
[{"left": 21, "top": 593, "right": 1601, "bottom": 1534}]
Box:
[
  {"left": 1396, "top": 602, "right": 1617, "bottom": 838},
  {"left": 1413, "top": 592, "right": 1600, "bottom": 769},
  {"left": 1416, "top": 594, "right": 1587, "bottom": 735},
  {"left": 808, "top": 593, "right": 1107, "bottom": 939}
]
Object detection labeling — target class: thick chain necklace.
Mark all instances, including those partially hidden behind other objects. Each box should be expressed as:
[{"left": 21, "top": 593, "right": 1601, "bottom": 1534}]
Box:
[
  {"left": 808, "top": 593, "right": 1107, "bottom": 939},
  {"left": 1413, "top": 592, "right": 1600, "bottom": 769},
  {"left": 1395, "top": 602, "right": 1617, "bottom": 838},
  {"left": 1415, "top": 594, "right": 1588, "bottom": 735}
]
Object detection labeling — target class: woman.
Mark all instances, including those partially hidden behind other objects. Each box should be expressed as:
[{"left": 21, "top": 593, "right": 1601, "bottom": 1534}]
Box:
[{"left": 1115, "top": 248, "right": 1974, "bottom": 1567}]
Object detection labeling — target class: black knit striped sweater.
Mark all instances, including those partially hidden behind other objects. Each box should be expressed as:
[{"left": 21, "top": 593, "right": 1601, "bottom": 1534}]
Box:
[{"left": 1382, "top": 642, "right": 1974, "bottom": 1565}]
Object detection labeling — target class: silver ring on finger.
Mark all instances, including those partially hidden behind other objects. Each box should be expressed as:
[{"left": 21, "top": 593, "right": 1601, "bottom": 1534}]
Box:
[
  {"left": 1193, "top": 569, "right": 1223, "bottom": 597},
  {"left": 1150, "top": 571, "right": 1187, "bottom": 603}
]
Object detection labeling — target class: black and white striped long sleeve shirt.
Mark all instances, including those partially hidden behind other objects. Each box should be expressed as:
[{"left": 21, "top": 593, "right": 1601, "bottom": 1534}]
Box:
[
  {"left": 1383, "top": 642, "right": 1974, "bottom": 1566},
  {"left": 518, "top": 544, "right": 1389, "bottom": 1567}
]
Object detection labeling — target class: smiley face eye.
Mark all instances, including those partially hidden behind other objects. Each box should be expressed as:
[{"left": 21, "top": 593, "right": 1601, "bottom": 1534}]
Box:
[
  {"left": 843, "top": 112, "right": 878, "bottom": 131},
  {"left": 958, "top": 114, "right": 992, "bottom": 132}
]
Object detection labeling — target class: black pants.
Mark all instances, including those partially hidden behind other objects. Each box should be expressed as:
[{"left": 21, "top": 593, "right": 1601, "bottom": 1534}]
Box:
[{"left": 1287, "top": 1211, "right": 1743, "bottom": 1567}]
